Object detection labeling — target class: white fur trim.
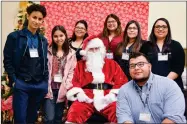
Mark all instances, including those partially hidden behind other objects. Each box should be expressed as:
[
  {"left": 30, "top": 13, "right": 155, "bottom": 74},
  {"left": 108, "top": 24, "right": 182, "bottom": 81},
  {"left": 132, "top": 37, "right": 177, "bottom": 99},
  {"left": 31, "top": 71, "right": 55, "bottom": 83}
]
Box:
[
  {"left": 93, "top": 89, "right": 108, "bottom": 111},
  {"left": 66, "top": 87, "right": 84, "bottom": 101},
  {"left": 85, "top": 38, "right": 104, "bottom": 51},
  {"left": 65, "top": 121, "right": 73, "bottom": 123},
  {"left": 109, "top": 89, "right": 119, "bottom": 95},
  {"left": 92, "top": 72, "right": 105, "bottom": 84},
  {"left": 104, "top": 93, "right": 117, "bottom": 105},
  {"left": 79, "top": 50, "right": 86, "bottom": 56}
]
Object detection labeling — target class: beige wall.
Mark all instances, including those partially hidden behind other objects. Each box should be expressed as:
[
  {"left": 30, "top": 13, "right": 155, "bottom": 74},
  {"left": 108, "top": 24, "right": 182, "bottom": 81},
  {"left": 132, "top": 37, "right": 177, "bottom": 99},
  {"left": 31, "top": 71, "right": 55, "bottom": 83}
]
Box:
[
  {"left": 149, "top": 2, "right": 186, "bottom": 48},
  {"left": 1, "top": 2, "right": 20, "bottom": 73},
  {"left": 1, "top": 2, "right": 186, "bottom": 73}
]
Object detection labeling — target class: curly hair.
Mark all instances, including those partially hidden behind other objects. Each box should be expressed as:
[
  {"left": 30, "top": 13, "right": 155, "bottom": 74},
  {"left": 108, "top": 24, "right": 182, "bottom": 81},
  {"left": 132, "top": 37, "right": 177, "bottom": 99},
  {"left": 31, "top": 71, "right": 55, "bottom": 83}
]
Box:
[{"left": 26, "top": 4, "right": 47, "bottom": 18}]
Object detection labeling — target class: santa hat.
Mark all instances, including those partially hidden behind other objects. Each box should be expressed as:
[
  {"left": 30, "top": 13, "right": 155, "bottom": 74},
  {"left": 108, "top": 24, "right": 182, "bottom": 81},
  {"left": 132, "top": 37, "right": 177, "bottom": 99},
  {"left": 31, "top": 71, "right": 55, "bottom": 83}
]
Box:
[{"left": 80, "top": 35, "right": 105, "bottom": 56}]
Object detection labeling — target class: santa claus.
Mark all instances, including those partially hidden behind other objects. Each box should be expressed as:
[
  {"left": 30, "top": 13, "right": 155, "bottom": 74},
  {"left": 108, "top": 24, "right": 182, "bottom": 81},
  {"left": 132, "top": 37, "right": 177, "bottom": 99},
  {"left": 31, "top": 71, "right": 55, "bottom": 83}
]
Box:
[{"left": 65, "top": 35, "right": 128, "bottom": 123}]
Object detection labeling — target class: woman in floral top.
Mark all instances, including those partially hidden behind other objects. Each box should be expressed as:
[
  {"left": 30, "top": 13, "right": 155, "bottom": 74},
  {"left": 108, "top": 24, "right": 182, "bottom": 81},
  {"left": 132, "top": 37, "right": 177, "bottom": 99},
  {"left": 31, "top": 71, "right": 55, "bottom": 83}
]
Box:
[{"left": 44, "top": 25, "right": 77, "bottom": 124}]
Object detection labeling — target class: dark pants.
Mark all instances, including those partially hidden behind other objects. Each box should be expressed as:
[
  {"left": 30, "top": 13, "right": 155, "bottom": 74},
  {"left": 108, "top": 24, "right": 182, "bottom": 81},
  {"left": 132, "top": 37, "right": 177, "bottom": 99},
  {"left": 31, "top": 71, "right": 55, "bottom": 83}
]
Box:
[
  {"left": 43, "top": 89, "right": 65, "bottom": 124},
  {"left": 13, "top": 78, "right": 48, "bottom": 124}
]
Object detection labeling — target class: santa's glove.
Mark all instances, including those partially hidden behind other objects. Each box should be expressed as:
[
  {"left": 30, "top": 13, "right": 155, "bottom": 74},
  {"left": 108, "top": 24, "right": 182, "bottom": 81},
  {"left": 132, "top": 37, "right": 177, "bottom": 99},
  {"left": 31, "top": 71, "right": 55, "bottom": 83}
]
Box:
[
  {"left": 77, "top": 92, "right": 93, "bottom": 103},
  {"left": 103, "top": 93, "right": 117, "bottom": 104}
]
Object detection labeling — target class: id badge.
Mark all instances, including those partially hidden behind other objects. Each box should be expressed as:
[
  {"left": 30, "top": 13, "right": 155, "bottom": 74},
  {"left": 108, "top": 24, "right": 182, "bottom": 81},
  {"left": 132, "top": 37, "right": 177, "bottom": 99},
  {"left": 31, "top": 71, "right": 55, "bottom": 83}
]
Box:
[
  {"left": 122, "top": 53, "right": 129, "bottom": 60},
  {"left": 29, "top": 48, "right": 39, "bottom": 58},
  {"left": 158, "top": 53, "right": 168, "bottom": 61},
  {"left": 139, "top": 113, "right": 151, "bottom": 122},
  {"left": 106, "top": 52, "right": 113, "bottom": 59},
  {"left": 54, "top": 74, "right": 62, "bottom": 83}
]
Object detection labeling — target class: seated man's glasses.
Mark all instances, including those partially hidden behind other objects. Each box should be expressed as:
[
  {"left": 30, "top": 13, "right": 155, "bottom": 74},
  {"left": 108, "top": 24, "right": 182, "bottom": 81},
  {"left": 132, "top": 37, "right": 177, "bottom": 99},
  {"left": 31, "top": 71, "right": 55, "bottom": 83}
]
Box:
[{"left": 129, "top": 62, "right": 149, "bottom": 69}]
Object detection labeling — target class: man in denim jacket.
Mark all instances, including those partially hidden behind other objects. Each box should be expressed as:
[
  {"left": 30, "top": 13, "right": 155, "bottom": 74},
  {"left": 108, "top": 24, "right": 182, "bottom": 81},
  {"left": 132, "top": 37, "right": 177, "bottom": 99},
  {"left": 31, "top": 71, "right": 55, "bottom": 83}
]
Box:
[{"left": 3, "top": 4, "right": 48, "bottom": 124}]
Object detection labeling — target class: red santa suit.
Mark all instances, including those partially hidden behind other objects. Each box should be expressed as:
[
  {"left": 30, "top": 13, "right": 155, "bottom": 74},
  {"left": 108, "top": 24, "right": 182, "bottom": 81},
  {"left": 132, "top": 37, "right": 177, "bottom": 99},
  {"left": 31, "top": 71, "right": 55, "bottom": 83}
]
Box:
[{"left": 66, "top": 36, "right": 128, "bottom": 123}]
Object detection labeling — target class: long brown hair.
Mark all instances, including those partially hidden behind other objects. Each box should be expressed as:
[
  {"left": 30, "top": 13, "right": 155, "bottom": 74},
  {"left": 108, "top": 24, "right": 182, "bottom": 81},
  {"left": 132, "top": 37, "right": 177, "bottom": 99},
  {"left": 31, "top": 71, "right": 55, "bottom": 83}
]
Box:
[
  {"left": 50, "top": 25, "right": 69, "bottom": 56},
  {"left": 115, "top": 20, "right": 143, "bottom": 56},
  {"left": 102, "top": 14, "right": 122, "bottom": 38}
]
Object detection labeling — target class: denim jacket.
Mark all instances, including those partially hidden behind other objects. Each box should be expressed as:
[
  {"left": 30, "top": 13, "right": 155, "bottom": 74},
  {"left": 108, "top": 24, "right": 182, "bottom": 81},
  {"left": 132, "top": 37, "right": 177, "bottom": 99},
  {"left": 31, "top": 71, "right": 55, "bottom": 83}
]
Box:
[{"left": 3, "top": 28, "right": 49, "bottom": 86}]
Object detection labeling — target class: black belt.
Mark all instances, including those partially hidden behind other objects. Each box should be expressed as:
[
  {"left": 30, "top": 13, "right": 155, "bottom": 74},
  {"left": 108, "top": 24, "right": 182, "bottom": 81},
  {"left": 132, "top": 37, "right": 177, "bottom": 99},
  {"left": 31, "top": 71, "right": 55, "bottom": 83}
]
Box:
[{"left": 82, "top": 83, "right": 112, "bottom": 90}]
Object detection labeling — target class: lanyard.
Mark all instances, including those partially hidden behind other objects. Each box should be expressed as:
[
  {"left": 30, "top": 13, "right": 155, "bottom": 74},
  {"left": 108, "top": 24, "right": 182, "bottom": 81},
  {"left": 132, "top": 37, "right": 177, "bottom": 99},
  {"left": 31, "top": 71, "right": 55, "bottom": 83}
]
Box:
[{"left": 135, "top": 83, "right": 152, "bottom": 107}]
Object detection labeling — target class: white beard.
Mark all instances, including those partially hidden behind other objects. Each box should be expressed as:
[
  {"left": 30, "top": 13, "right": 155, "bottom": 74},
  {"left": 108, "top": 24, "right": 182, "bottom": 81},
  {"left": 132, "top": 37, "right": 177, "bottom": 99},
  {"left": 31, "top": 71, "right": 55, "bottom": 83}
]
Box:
[{"left": 86, "top": 50, "right": 105, "bottom": 84}]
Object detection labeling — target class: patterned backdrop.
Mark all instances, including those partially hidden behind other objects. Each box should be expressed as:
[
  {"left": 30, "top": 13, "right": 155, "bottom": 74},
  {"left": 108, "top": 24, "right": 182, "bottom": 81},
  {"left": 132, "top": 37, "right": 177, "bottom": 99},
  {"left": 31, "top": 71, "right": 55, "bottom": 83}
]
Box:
[{"left": 40, "top": 2, "right": 149, "bottom": 43}]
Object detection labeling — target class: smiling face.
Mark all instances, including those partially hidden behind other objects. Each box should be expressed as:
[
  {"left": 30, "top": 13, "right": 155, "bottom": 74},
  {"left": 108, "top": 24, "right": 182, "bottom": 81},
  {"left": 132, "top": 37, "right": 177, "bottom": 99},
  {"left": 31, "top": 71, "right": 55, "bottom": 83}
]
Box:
[
  {"left": 107, "top": 17, "right": 118, "bottom": 32},
  {"left": 129, "top": 56, "right": 151, "bottom": 83},
  {"left": 27, "top": 11, "right": 44, "bottom": 32},
  {"left": 127, "top": 23, "right": 138, "bottom": 39},
  {"left": 74, "top": 22, "right": 87, "bottom": 39},
  {"left": 53, "top": 30, "right": 66, "bottom": 47},
  {"left": 154, "top": 20, "right": 168, "bottom": 40}
]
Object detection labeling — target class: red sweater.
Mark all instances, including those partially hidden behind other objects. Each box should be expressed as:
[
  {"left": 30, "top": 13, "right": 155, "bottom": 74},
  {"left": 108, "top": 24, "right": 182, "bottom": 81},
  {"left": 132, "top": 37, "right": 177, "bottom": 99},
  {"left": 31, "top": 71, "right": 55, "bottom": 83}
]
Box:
[{"left": 98, "top": 33, "right": 123, "bottom": 54}]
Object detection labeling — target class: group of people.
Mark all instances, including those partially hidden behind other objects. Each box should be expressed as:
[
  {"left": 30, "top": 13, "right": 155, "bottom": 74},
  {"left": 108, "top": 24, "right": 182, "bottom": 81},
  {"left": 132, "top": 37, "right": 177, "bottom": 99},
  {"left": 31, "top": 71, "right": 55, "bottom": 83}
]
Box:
[{"left": 3, "top": 4, "right": 186, "bottom": 124}]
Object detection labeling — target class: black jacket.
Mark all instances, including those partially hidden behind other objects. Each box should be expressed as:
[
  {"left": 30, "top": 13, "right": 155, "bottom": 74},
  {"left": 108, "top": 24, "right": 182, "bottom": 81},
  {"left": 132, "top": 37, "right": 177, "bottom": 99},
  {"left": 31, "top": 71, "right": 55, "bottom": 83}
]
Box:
[
  {"left": 140, "top": 40, "right": 185, "bottom": 89},
  {"left": 3, "top": 28, "right": 49, "bottom": 86}
]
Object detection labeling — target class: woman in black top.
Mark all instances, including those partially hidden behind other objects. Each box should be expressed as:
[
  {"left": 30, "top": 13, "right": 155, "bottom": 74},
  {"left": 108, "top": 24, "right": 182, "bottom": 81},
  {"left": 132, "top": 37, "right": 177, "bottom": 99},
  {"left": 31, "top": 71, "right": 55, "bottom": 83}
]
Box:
[
  {"left": 69, "top": 20, "right": 88, "bottom": 61},
  {"left": 140, "top": 18, "right": 185, "bottom": 90},
  {"left": 114, "top": 20, "right": 145, "bottom": 80}
]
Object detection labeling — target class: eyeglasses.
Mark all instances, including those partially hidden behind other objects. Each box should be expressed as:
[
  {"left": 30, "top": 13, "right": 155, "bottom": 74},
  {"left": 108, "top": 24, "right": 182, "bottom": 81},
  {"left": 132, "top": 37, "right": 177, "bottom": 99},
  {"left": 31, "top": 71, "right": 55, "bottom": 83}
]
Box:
[
  {"left": 129, "top": 62, "right": 149, "bottom": 69},
  {"left": 154, "top": 25, "right": 168, "bottom": 30},
  {"left": 75, "top": 27, "right": 86, "bottom": 30},
  {"left": 127, "top": 27, "right": 138, "bottom": 31},
  {"left": 107, "top": 20, "right": 117, "bottom": 24}
]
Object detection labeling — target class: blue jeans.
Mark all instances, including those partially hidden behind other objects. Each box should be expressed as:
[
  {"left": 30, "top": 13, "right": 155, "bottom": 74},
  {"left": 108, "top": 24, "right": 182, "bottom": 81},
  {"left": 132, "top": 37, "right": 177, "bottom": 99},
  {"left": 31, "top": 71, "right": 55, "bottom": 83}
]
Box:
[
  {"left": 13, "top": 78, "right": 48, "bottom": 124},
  {"left": 43, "top": 89, "right": 65, "bottom": 124}
]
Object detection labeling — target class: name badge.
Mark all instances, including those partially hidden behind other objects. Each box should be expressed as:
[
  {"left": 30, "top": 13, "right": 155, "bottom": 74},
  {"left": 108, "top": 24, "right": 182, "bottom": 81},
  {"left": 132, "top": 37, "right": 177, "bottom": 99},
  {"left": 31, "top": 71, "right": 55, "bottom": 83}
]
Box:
[
  {"left": 29, "top": 48, "right": 39, "bottom": 58},
  {"left": 54, "top": 74, "right": 62, "bottom": 83},
  {"left": 158, "top": 53, "right": 168, "bottom": 61},
  {"left": 106, "top": 52, "right": 113, "bottom": 59},
  {"left": 122, "top": 53, "right": 129, "bottom": 60},
  {"left": 139, "top": 113, "right": 151, "bottom": 122}
]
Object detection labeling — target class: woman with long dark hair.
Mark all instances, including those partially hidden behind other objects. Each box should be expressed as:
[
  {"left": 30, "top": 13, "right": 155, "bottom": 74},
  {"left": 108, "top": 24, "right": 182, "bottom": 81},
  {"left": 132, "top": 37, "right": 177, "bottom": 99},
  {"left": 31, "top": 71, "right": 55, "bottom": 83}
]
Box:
[
  {"left": 98, "top": 14, "right": 123, "bottom": 59},
  {"left": 140, "top": 18, "right": 185, "bottom": 90},
  {"left": 44, "top": 25, "right": 77, "bottom": 124},
  {"left": 69, "top": 20, "right": 88, "bottom": 61},
  {"left": 115, "top": 20, "right": 145, "bottom": 80}
]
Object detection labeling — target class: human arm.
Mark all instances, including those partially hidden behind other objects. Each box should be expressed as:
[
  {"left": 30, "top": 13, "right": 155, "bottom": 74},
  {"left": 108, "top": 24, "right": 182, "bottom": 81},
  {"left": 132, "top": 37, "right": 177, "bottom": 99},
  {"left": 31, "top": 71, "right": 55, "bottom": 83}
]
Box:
[
  {"left": 66, "top": 61, "right": 92, "bottom": 103},
  {"left": 162, "top": 79, "right": 186, "bottom": 123},
  {"left": 139, "top": 41, "right": 149, "bottom": 55},
  {"left": 162, "top": 118, "right": 175, "bottom": 124},
  {"left": 167, "top": 72, "right": 178, "bottom": 80},
  {"left": 168, "top": 41, "right": 185, "bottom": 80},
  {"left": 43, "top": 38, "right": 49, "bottom": 82},
  {"left": 45, "top": 51, "right": 53, "bottom": 99},
  {"left": 116, "top": 87, "right": 134, "bottom": 123},
  {"left": 3, "top": 33, "right": 17, "bottom": 86},
  {"left": 64, "top": 54, "right": 77, "bottom": 89},
  {"left": 124, "top": 121, "right": 133, "bottom": 124}
]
